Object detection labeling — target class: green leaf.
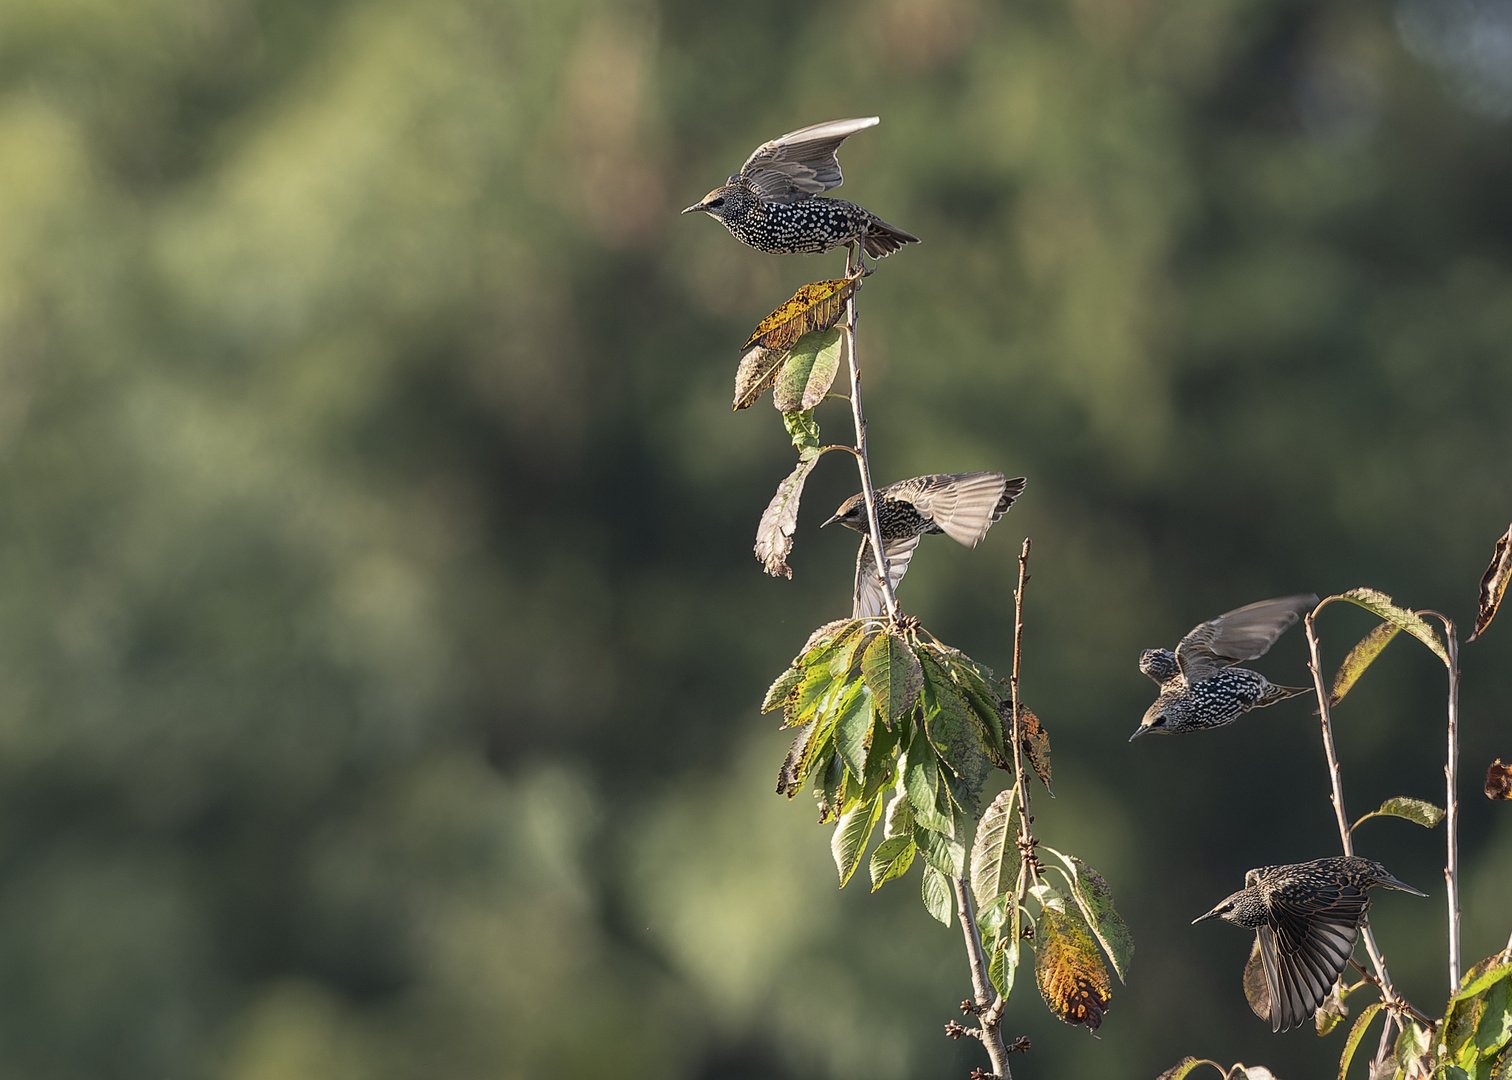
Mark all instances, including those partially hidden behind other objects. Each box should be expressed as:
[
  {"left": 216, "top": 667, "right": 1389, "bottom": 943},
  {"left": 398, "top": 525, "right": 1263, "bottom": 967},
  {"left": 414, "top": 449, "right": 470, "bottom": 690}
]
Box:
[
  {"left": 1478, "top": 977, "right": 1512, "bottom": 1056},
  {"left": 754, "top": 451, "right": 821, "bottom": 579},
  {"left": 869, "top": 835, "right": 916, "bottom": 891},
  {"left": 829, "top": 623, "right": 877, "bottom": 678},
  {"left": 782, "top": 408, "right": 821, "bottom": 454},
  {"left": 831, "top": 792, "right": 883, "bottom": 887},
  {"left": 834, "top": 682, "right": 875, "bottom": 782},
  {"left": 921, "top": 865, "right": 954, "bottom": 926},
  {"left": 863, "top": 631, "right": 924, "bottom": 727},
  {"left": 1453, "top": 955, "right": 1512, "bottom": 1005},
  {"left": 1352, "top": 795, "right": 1445, "bottom": 832},
  {"left": 796, "top": 619, "right": 863, "bottom": 664},
  {"left": 1315, "top": 979, "right": 1348, "bottom": 1036},
  {"left": 1034, "top": 903, "right": 1112, "bottom": 1033},
  {"left": 783, "top": 661, "right": 835, "bottom": 728},
  {"left": 860, "top": 716, "right": 900, "bottom": 804},
  {"left": 814, "top": 748, "right": 843, "bottom": 822},
  {"left": 921, "top": 656, "right": 992, "bottom": 816},
  {"left": 1392, "top": 1021, "right": 1430, "bottom": 1076},
  {"left": 1335, "top": 587, "right": 1449, "bottom": 664},
  {"left": 1330, "top": 621, "right": 1400, "bottom": 706},
  {"left": 970, "top": 785, "right": 1020, "bottom": 913},
  {"left": 883, "top": 786, "right": 914, "bottom": 838},
  {"left": 914, "top": 821, "right": 966, "bottom": 879},
  {"left": 1155, "top": 1060, "right": 1229, "bottom": 1080},
  {"left": 776, "top": 720, "right": 818, "bottom": 798},
  {"left": 761, "top": 665, "right": 802, "bottom": 714},
  {"left": 1042, "top": 846, "right": 1135, "bottom": 983},
  {"left": 772, "top": 327, "right": 844, "bottom": 413},
  {"left": 1337, "top": 1001, "right": 1383, "bottom": 1080},
  {"left": 903, "top": 742, "right": 952, "bottom": 834}
]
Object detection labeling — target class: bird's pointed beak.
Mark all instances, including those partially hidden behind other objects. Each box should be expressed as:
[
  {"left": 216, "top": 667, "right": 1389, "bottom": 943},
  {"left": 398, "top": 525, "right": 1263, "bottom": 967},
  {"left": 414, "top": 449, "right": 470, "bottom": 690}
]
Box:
[
  {"left": 1379, "top": 873, "right": 1429, "bottom": 897},
  {"left": 1128, "top": 724, "right": 1154, "bottom": 742},
  {"left": 680, "top": 201, "right": 705, "bottom": 215},
  {"left": 1191, "top": 905, "right": 1224, "bottom": 925},
  {"left": 820, "top": 513, "right": 842, "bottom": 528}
]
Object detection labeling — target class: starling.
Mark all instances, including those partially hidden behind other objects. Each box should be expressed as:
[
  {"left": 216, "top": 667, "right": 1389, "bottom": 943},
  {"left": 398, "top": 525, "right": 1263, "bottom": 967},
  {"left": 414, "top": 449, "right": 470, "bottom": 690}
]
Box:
[
  {"left": 1193, "top": 856, "right": 1427, "bottom": 1033},
  {"left": 1129, "top": 594, "right": 1318, "bottom": 741},
  {"left": 822, "top": 473, "right": 1026, "bottom": 617},
  {"left": 681, "top": 117, "right": 919, "bottom": 260}
]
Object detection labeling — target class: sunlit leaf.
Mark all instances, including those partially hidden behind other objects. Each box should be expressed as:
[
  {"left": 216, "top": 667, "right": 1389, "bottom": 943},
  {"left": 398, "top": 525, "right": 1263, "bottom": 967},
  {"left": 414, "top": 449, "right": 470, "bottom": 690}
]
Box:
[
  {"left": 1476, "top": 977, "right": 1512, "bottom": 1056},
  {"left": 815, "top": 749, "right": 843, "bottom": 822},
  {"left": 829, "top": 623, "right": 877, "bottom": 678},
  {"left": 1472, "top": 522, "right": 1512, "bottom": 641},
  {"left": 1244, "top": 938, "right": 1271, "bottom": 1024},
  {"left": 834, "top": 682, "right": 874, "bottom": 782},
  {"left": 1042, "top": 846, "right": 1134, "bottom": 983},
  {"left": 1352, "top": 795, "right": 1445, "bottom": 832},
  {"left": 1336, "top": 587, "right": 1448, "bottom": 664},
  {"left": 914, "top": 820, "right": 965, "bottom": 879},
  {"left": 921, "top": 865, "right": 954, "bottom": 926},
  {"left": 772, "top": 327, "right": 844, "bottom": 414},
  {"left": 1487, "top": 759, "right": 1512, "bottom": 801},
  {"left": 903, "top": 742, "right": 952, "bottom": 834},
  {"left": 1453, "top": 954, "right": 1512, "bottom": 1004},
  {"left": 743, "top": 276, "right": 858, "bottom": 353},
  {"left": 1155, "top": 1059, "right": 1228, "bottom": 1080},
  {"left": 783, "top": 408, "right": 822, "bottom": 454},
  {"left": 761, "top": 665, "right": 802, "bottom": 713},
  {"left": 1034, "top": 904, "right": 1112, "bottom": 1033},
  {"left": 754, "top": 452, "right": 820, "bottom": 579},
  {"left": 797, "top": 619, "right": 862, "bottom": 663},
  {"left": 1392, "top": 1021, "right": 1431, "bottom": 1077},
  {"left": 831, "top": 792, "right": 883, "bottom": 887},
  {"left": 783, "top": 658, "right": 838, "bottom": 728},
  {"left": 970, "top": 785, "right": 1020, "bottom": 913},
  {"left": 1330, "top": 621, "right": 1399, "bottom": 706},
  {"left": 883, "top": 785, "right": 914, "bottom": 838},
  {"left": 1337, "top": 1001, "right": 1384, "bottom": 1080},
  {"left": 869, "top": 834, "right": 916, "bottom": 891},
  {"left": 733, "top": 343, "right": 786, "bottom": 411},
  {"left": 863, "top": 631, "right": 923, "bottom": 727},
  {"left": 1315, "top": 977, "right": 1348, "bottom": 1036}
]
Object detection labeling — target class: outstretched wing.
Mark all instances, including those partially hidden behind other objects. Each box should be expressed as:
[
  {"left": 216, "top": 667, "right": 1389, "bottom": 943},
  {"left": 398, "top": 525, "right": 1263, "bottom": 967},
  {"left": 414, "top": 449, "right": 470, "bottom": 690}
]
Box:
[
  {"left": 1257, "top": 875, "right": 1369, "bottom": 1032},
  {"left": 899, "top": 472, "right": 1025, "bottom": 548},
  {"left": 854, "top": 534, "right": 919, "bottom": 618},
  {"left": 1175, "top": 593, "right": 1318, "bottom": 683},
  {"left": 740, "top": 117, "right": 879, "bottom": 203}
]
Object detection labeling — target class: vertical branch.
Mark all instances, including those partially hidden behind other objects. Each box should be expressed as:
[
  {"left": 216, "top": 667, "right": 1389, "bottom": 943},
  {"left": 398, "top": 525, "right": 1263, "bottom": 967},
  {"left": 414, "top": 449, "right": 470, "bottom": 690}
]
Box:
[
  {"left": 1425, "top": 612, "right": 1462, "bottom": 990},
  {"left": 1011, "top": 540, "right": 1033, "bottom": 851},
  {"left": 841, "top": 254, "right": 898, "bottom": 620}
]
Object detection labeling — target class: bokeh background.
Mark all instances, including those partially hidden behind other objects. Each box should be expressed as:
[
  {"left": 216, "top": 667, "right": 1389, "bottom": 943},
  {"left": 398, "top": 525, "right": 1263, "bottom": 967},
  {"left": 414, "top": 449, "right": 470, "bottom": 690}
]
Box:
[{"left": 1, "top": 0, "right": 1510, "bottom": 1076}]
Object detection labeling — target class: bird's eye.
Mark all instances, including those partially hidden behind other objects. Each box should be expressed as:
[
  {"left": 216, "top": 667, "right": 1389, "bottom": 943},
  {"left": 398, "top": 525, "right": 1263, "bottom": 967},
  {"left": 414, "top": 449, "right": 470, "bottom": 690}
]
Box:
[
  {"left": 1152, "top": 715, "right": 1166, "bottom": 726},
  {"left": 708, "top": 197, "right": 725, "bottom": 208}
]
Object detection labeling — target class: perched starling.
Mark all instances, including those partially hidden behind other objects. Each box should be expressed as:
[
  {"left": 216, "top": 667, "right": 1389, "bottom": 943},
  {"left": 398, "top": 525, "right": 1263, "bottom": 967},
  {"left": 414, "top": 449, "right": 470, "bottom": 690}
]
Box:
[
  {"left": 822, "top": 473, "right": 1026, "bottom": 617},
  {"left": 1194, "top": 856, "right": 1427, "bottom": 1033},
  {"left": 681, "top": 117, "right": 919, "bottom": 260},
  {"left": 1129, "top": 594, "right": 1318, "bottom": 741}
]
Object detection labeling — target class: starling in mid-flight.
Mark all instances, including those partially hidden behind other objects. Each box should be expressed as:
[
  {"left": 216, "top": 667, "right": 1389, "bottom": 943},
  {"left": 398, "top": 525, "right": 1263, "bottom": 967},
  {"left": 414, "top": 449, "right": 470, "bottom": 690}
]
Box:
[
  {"left": 823, "top": 473, "right": 1026, "bottom": 617},
  {"left": 1194, "top": 856, "right": 1427, "bottom": 1033},
  {"left": 681, "top": 117, "right": 919, "bottom": 261},
  {"left": 1129, "top": 594, "right": 1317, "bottom": 741}
]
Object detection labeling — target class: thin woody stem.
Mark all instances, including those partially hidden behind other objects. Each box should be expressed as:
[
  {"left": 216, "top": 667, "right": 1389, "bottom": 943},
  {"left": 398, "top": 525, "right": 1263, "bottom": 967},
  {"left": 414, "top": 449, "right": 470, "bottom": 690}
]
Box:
[
  {"left": 1423, "top": 611, "right": 1462, "bottom": 990},
  {"left": 840, "top": 252, "right": 897, "bottom": 620}
]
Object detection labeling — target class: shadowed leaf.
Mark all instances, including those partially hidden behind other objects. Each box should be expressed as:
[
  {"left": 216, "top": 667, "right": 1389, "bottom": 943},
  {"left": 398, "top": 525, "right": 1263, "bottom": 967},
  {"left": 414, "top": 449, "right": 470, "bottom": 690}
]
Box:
[
  {"left": 1476, "top": 978, "right": 1512, "bottom": 1058},
  {"left": 1353, "top": 795, "right": 1444, "bottom": 832},
  {"left": 1156, "top": 1059, "right": 1228, "bottom": 1080},
  {"left": 1472, "top": 522, "right": 1512, "bottom": 640},
  {"left": 1337, "top": 1001, "right": 1384, "bottom": 1080},
  {"left": 1043, "top": 847, "right": 1134, "bottom": 983},
  {"left": 914, "top": 820, "right": 965, "bottom": 879},
  {"left": 1315, "top": 978, "right": 1348, "bottom": 1036},
  {"left": 776, "top": 720, "right": 818, "bottom": 798},
  {"left": 903, "top": 742, "right": 952, "bottom": 834},
  {"left": 970, "top": 786, "right": 1020, "bottom": 913},
  {"left": 863, "top": 631, "right": 923, "bottom": 727},
  {"left": 754, "top": 451, "right": 820, "bottom": 579},
  {"left": 733, "top": 344, "right": 786, "bottom": 410},
  {"left": 831, "top": 792, "right": 883, "bottom": 887},
  {"left": 744, "top": 276, "right": 858, "bottom": 352},
  {"left": 1035, "top": 904, "right": 1112, "bottom": 1033},
  {"left": 772, "top": 327, "right": 844, "bottom": 413},
  {"left": 869, "top": 834, "right": 915, "bottom": 891},
  {"left": 1003, "top": 704, "right": 1053, "bottom": 795},
  {"left": 1336, "top": 588, "right": 1448, "bottom": 664},
  {"left": 1487, "top": 759, "right": 1512, "bottom": 800},
  {"left": 834, "top": 682, "right": 874, "bottom": 781},
  {"left": 1392, "top": 1021, "right": 1431, "bottom": 1077},
  {"left": 1244, "top": 938, "right": 1271, "bottom": 1024},
  {"left": 762, "top": 665, "right": 802, "bottom": 713},
  {"left": 783, "top": 408, "right": 822, "bottom": 454},
  {"left": 921, "top": 656, "right": 992, "bottom": 816},
  {"left": 1330, "top": 621, "right": 1399, "bottom": 706},
  {"left": 921, "top": 865, "right": 954, "bottom": 926}
]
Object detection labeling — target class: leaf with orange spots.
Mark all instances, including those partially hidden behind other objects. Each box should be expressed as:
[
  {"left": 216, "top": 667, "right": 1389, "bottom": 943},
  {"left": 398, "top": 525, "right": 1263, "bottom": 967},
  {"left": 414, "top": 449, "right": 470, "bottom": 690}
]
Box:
[
  {"left": 1034, "top": 902, "right": 1112, "bottom": 1033},
  {"left": 744, "top": 276, "right": 857, "bottom": 353}
]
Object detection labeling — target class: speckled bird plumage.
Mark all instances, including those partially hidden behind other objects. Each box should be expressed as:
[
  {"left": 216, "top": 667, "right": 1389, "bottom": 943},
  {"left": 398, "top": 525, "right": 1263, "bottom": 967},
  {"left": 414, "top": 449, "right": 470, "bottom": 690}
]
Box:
[
  {"left": 681, "top": 117, "right": 919, "bottom": 259},
  {"left": 1193, "top": 856, "right": 1426, "bottom": 1032},
  {"left": 1130, "top": 594, "right": 1318, "bottom": 740},
  {"left": 823, "top": 473, "right": 1026, "bottom": 617}
]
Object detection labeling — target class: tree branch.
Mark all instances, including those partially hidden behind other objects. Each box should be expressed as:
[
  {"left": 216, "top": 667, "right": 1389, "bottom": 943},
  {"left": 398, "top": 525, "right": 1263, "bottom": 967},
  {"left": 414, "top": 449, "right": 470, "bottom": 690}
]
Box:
[
  {"left": 841, "top": 252, "right": 897, "bottom": 621},
  {"left": 1423, "top": 611, "right": 1462, "bottom": 991}
]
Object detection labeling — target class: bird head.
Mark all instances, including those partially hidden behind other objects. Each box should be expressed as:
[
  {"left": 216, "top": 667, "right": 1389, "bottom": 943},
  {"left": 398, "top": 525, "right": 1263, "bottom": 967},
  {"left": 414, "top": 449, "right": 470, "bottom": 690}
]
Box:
[
  {"left": 1128, "top": 699, "right": 1175, "bottom": 741},
  {"left": 681, "top": 181, "right": 749, "bottom": 222},
  {"left": 822, "top": 493, "right": 868, "bottom": 533},
  {"left": 1192, "top": 887, "right": 1263, "bottom": 927},
  {"left": 1138, "top": 648, "right": 1180, "bottom": 684}
]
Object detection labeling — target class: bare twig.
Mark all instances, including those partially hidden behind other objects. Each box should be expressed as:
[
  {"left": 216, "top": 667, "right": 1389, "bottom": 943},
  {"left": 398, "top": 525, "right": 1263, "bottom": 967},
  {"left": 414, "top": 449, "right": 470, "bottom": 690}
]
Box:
[
  {"left": 1423, "top": 611, "right": 1462, "bottom": 990},
  {"left": 840, "top": 252, "right": 897, "bottom": 620}
]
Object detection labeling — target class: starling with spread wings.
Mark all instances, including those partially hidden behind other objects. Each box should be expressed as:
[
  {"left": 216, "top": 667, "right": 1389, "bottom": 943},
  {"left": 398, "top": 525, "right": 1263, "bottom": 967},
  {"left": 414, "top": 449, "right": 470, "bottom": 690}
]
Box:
[
  {"left": 681, "top": 117, "right": 919, "bottom": 260},
  {"left": 1130, "top": 593, "right": 1317, "bottom": 740},
  {"left": 1193, "top": 856, "right": 1426, "bottom": 1033},
  {"left": 823, "top": 473, "right": 1025, "bottom": 618}
]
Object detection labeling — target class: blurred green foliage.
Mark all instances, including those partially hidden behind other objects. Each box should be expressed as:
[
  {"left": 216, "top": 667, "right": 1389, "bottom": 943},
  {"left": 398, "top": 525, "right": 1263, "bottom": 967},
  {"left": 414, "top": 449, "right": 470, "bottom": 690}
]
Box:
[{"left": 0, "top": 0, "right": 1511, "bottom": 1077}]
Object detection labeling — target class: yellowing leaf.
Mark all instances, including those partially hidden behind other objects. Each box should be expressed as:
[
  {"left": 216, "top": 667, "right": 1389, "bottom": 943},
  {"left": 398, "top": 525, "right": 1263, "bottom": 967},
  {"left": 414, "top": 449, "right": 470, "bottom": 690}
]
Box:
[
  {"left": 1330, "top": 621, "right": 1400, "bottom": 706},
  {"left": 1337, "top": 1001, "right": 1384, "bottom": 1080},
  {"left": 1488, "top": 759, "right": 1512, "bottom": 801},
  {"left": 1035, "top": 905, "right": 1112, "bottom": 1033},
  {"left": 772, "top": 328, "right": 844, "bottom": 413},
  {"left": 1315, "top": 978, "right": 1348, "bottom": 1036},
  {"left": 1336, "top": 588, "right": 1448, "bottom": 664},
  {"left": 1472, "top": 522, "right": 1512, "bottom": 640},
  {"left": 743, "top": 276, "right": 858, "bottom": 352}
]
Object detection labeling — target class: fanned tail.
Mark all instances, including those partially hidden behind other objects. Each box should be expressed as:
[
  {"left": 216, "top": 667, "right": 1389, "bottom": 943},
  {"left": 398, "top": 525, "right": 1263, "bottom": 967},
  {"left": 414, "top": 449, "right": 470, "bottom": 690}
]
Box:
[
  {"left": 1257, "top": 682, "right": 1312, "bottom": 708},
  {"left": 862, "top": 215, "right": 920, "bottom": 258}
]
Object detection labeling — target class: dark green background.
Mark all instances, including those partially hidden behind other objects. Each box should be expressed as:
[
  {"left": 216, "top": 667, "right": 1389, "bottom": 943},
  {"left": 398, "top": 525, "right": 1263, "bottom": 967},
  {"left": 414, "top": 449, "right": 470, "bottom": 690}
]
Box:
[{"left": 0, "top": 0, "right": 1509, "bottom": 1076}]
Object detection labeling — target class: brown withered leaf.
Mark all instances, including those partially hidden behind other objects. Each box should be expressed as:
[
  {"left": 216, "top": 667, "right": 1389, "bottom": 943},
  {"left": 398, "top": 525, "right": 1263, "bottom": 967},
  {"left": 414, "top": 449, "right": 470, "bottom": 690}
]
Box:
[
  {"left": 1016, "top": 706, "right": 1053, "bottom": 796},
  {"left": 733, "top": 344, "right": 786, "bottom": 411},
  {"left": 754, "top": 452, "right": 820, "bottom": 579},
  {"left": 1472, "top": 523, "right": 1512, "bottom": 641},
  {"left": 743, "top": 276, "right": 858, "bottom": 353},
  {"left": 1035, "top": 906, "right": 1112, "bottom": 1033},
  {"left": 1488, "top": 759, "right": 1512, "bottom": 801},
  {"left": 1243, "top": 938, "right": 1271, "bottom": 1024}
]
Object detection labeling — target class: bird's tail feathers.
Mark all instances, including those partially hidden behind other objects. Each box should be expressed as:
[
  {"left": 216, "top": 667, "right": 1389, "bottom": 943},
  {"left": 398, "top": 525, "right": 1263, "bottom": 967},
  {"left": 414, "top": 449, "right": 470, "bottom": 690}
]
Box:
[
  {"left": 862, "top": 216, "right": 920, "bottom": 258},
  {"left": 1259, "top": 683, "right": 1312, "bottom": 708}
]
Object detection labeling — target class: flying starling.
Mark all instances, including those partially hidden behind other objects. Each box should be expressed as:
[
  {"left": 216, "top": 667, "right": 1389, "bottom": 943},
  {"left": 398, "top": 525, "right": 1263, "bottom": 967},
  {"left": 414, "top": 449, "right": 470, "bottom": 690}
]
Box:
[
  {"left": 822, "top": 473, "right": 1026, "bottom": 618},
  {"left": 1193, "top": 856, "right": 1427, "bottom": 1033},
  {"left": 681, "top": 117, "right": 919, "bottom": 261},
  {"left": 1129, "top": 593, "right": 1317, "bottom": 741}
]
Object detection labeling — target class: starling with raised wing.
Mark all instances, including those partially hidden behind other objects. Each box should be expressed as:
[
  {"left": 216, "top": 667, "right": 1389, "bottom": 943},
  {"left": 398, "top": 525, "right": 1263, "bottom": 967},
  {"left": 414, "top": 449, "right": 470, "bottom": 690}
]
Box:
[
  {"left": 823, "top": 473, "right": 1026, "bottom": 618},
  {"left": 681, "top": 117, "right": 919, "bottom": 260},
  {"left": 1193, "top": 856, "right": 1427, "bottom": 1033},
  {"left": 1129, "top": 594, "right": 1317, "bottom": 741}
]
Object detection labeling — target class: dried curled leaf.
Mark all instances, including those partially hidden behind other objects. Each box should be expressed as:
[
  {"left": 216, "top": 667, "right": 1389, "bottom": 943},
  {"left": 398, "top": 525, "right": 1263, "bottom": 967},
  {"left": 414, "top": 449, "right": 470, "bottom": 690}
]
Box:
[
  {"left": 743, "top": 276, "right": 858, "bottom": 353},
  {"left": 1330, "top": 621, "right": 1399, "bottom": 706},
  {"left": 772, "top": 328, "right": 844, "bottom": 413},
  {"left": 1488, "top": 759, "right": 1512, "bottom": 801},
  {"left": 1244, "top": 938, "right": 1271, "bottom": 1024},
  {"left": 776, "top": 719, "right": 818, "bottom": 797},
  {"left": 1472, "top": 522, "right": 1512, "bottom": 640},
  {"left": 754, "top": 452, "right": 820, "bottom": 579},
  {"left": 733, "top": 344, "right": 786, "bottom": 410},
  {"left": 1009, "top": 705, "right": 1053, "bottom": 795},
  {"left": 1035, "top": 905, "right": 1112, "bottom": 1033}
]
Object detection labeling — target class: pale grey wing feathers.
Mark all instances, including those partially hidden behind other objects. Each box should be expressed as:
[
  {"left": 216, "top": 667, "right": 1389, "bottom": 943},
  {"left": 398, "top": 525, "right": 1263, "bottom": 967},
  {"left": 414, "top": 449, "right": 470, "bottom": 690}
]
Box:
[
  {"left": 1175, "top": 593, "right": 1318, "bottom": 683},
  {"left": 854, "top": 534, "right": 919, "bottom": 618},
  {"left": 740, "top": 117, "right": 879, "bottom": 203},
  {"left": 901, "top": 472, "right": 1017, "bottom": 548}
]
